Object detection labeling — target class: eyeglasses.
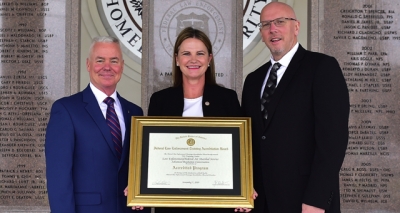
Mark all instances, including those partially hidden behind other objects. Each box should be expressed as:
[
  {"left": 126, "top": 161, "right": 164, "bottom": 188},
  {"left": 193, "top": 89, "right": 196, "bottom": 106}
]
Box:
[{"left": 258, "top": 17, "right": 297, "bottom": 30}]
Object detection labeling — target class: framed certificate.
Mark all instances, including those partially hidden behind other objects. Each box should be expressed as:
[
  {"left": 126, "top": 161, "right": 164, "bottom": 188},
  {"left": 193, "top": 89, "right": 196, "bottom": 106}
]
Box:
[{"left": 127, "top": 116, "right": 253, "bottom": 208}]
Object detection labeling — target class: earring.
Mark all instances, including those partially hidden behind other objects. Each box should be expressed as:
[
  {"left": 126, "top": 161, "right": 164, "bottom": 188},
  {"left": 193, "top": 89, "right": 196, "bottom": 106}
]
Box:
[
  {"left": 177, "top": 63, "right": 179, "bottom": 66},
  {"left": 208, "top": 64, "right": 210, "bottom": 67}
]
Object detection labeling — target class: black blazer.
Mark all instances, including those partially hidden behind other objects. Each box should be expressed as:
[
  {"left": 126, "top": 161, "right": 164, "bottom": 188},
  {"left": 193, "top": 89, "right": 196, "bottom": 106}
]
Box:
[
  {"left": 148, "top": 83, "right": 241, "bottom": 117},
  {"left": 242, "top": 45, "right": 349, "bottom": 213},
  {"left": 148, "top": 83, "right": 241, "bottom": 213}
]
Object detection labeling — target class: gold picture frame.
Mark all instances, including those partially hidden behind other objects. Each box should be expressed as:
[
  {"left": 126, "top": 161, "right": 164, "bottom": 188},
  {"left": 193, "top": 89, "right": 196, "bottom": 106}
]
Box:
[{"left": 127, "top": 116, "right": 253, "bottom": 208}]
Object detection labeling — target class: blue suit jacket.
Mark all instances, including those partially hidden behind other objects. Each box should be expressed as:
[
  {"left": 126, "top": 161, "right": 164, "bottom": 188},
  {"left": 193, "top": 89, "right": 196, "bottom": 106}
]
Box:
[{"left": 45, "top": 85, "right": 147, "bottom": 213}]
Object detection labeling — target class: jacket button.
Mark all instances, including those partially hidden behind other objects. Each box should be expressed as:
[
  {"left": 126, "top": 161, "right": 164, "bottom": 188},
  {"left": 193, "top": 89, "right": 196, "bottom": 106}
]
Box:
[{"left": 261, "top": 136, "right": 266, "bottom": 140}]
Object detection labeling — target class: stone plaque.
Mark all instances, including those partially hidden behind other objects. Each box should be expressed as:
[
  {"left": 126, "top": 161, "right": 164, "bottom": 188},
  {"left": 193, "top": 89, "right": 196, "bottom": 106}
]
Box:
[
  {"left": 311, "top": 1, "right": 400, "bottom": 212},
  {"left": 141, "top": 0, "right": 243, "bottom": 114},
  {"left": 0, "top": 0, "right": 79, "bottom": 212}
]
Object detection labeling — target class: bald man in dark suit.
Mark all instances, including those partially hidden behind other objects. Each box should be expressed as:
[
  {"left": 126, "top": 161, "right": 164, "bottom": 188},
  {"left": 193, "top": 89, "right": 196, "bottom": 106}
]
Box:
[{"left": 242, "top": 3, "right": 349, "bottom": 213}]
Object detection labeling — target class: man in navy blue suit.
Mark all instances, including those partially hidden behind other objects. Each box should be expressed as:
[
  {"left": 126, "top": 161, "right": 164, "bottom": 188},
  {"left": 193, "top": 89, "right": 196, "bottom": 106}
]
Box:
[{"left": 45, "top": 36, "right": 147, "bottom": 213}]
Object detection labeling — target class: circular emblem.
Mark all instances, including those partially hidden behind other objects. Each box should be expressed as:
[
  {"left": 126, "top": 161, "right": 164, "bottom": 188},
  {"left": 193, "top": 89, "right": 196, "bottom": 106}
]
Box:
[
  {"left": 159, "top": 1, "right": 225, "bottom": 57},
  {"left": 243, "top": 0, "right": 271, "bottom": 55},
  {"left": 97, "top": 0, "right": 269, "bottom": 61},
  {"left": 187, "top": 138, "right": 195, "bottom": 146},
  {"left": 97, "top": 0, "right": 144, "bottom": 63}
]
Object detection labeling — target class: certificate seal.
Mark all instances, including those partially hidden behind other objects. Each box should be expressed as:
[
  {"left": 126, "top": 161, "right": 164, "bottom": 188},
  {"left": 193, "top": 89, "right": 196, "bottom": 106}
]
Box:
[{"left": 187, "top": 138, "right": 196, "bottom": 146}]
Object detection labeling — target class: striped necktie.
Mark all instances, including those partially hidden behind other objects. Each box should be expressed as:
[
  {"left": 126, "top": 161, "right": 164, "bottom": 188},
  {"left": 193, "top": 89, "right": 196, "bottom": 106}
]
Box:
[
  {"left": 261, "top": 62, "right": 281, "bottom": 121},
  {"left": 104, "top": 97, "right": 122, "bottom": 160}
]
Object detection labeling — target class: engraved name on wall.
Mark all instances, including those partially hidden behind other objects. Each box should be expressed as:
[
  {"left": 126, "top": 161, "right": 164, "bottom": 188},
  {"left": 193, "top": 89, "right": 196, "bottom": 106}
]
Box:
[
  {"left": 0, "top": 0, "right": 66, "bottom": 209},
  {"left": 319, "top": 1, "right": 399, "bottom": 212}
]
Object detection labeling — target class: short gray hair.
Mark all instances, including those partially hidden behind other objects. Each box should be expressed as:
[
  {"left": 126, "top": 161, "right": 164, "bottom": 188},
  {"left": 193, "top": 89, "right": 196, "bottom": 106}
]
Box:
[{"left": 88, "top": 36, "right": 121, "bottom": 57}]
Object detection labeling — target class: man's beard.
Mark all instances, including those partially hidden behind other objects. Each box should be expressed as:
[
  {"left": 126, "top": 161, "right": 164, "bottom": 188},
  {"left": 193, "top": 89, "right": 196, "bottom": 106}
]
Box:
[{"left": 270, "top": 47, "right": 284, "bottom": 56}]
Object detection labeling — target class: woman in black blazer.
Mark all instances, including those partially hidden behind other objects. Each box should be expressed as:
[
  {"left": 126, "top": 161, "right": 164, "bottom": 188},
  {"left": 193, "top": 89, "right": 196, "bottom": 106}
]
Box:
[
  {"left": 148, "top": 27, "right": 241, "bottom": 118},
  {"left": 147, "top": 27, "right": 250, "bottom": 213}
]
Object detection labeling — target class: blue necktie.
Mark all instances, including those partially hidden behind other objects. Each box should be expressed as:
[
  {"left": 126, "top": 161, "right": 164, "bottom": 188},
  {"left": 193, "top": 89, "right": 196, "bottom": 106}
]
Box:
[
  {"left": 261, "top": 63, "right": 281, "bottom": 121},
  {"left": 104, "top": 97, "right": 122, "bottom": 160}
]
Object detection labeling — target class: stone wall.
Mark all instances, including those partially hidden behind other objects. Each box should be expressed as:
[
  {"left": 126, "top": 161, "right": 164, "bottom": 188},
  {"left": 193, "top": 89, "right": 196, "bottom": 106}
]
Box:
[
  {"left": 310, "top": 1, "right": 400, "bottom": 212},
  {"left": 0, "top": 0, "right": 79, "bottom": 212}
]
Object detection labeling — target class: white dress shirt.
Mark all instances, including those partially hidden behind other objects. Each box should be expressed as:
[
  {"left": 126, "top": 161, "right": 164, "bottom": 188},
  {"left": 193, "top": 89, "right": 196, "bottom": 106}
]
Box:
[
  {"left": 90, "top": 83, "right": 126, "bottom": 144},
  {"left": 260, "top": 42, "right": 299, "bottom": 98},
  {"left": 182, "top": 96, "right": 204, "bottom": 117}
]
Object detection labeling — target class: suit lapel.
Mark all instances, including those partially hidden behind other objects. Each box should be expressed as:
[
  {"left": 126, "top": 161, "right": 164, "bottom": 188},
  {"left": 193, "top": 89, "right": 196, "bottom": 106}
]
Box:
[
  {"left": 255, "top": 62, "right": 272, "bottom": 129},
  {"left": 202, "top": 84, "right": 212, "bottom": 116},
  {"left": 82, "top": 86, "right": 120, "bottom": 161},
  {"left": 167, "top": 86, "right": 185, "bottom": 116},
  {"left": 119, "top": 94, "right": 132, "bottom": 168},
  {"left": 263, "top": 46, "right": 307, "bottom": 130},
  {"left": 175, "top": 87, "right": 185, "bottom": 115},
  {"left": 202, "top": 84, "right": 219, "bottom": 116}
]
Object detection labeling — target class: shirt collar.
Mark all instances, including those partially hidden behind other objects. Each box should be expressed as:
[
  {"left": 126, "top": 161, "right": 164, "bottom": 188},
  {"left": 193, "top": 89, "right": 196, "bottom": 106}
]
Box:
[{"left": 90, "top": 82, "right": 118, "bottom": 105}]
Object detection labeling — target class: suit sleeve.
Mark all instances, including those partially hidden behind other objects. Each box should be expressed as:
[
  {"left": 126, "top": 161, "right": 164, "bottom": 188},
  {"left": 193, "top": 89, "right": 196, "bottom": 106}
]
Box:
[
  {"left": 303, "top": 55, "right": 350, "bottom": 208},
  {"left": 240, "top": 77, "right": 249, "bottom": 115},
  {"left": 241, "top": 72, "right": 256, "bottom": 118},
  {"left": 45, "top": 100, "right": 76, "bottom": 213}
]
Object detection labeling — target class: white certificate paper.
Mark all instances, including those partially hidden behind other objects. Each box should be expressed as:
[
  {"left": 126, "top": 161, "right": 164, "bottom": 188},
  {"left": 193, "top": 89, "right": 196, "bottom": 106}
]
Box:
[{"left": 147, "top": 133, "right": 233, "bottom": 189}]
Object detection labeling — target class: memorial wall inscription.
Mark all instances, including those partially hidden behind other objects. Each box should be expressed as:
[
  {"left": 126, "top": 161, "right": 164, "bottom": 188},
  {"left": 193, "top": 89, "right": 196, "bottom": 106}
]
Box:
[
  {"left": 0, "top": 0, "right": 78, "bottom": 212},
  {"left": 313, "top": 1, "right": 399, "bottom": 212}
]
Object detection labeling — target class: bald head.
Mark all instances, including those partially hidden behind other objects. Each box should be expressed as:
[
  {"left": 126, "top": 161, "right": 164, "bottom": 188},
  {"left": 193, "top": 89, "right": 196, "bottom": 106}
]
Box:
[
  {"left": 261, "top": 2, "right": 297, "bottom": 21},
  {"left": 259, "top": 2, "right": 300, "bottom": 61}
]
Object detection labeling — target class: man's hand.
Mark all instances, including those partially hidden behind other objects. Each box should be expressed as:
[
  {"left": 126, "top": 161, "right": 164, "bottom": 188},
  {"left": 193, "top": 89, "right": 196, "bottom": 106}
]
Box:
[
  {"left": 252, "top": 190, "right": 258, "bottom": 199},
  {"left": 302, "top": 204, "right": 324, "bottom": 213},
  {"left": 234, "top": 189, "right": 258, "bottom": 212}
]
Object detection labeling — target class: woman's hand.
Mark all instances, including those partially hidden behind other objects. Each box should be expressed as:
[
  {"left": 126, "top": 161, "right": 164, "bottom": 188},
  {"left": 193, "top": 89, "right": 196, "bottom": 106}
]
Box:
[
  {"left": 124, "top": 187, "right": 144, "bottom": 211},
  {"left": 234, "top": 207, "right": 252, "bottom": 212}
]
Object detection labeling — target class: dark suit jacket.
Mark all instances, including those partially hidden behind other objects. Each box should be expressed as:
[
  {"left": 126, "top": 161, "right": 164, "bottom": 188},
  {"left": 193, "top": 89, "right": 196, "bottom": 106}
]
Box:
[
  {"left": 148, "top": 83, "right": 241, "bottom": 213},
  {"left": 45, "top": 85, "right": 147, "bottom": 213},
  {"left": 242, "top": 45, "right": 349, "bottom": 213}
]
